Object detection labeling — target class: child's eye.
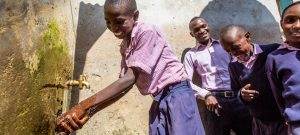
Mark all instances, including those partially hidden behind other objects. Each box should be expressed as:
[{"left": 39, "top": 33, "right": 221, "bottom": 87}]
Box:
[
  {"left": 200, "top": 24, "right": 207, "bottom": 28},
  {"left": 231, "top": 44, "right": 241, "bottom": 51},
  {"left": 284, "top": 16, "right": 297, "bottom": 24},
  {"left": 193, "top": 28, "right": 200, "bottom": 33},
  {"left": 115, "top": 20, "right": 125, "bottom": 25}
]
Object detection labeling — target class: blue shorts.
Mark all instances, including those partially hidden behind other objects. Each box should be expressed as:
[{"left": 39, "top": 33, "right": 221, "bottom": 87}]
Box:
[{"left": 149, "top": 80, "right": 205, "bottom": 135}]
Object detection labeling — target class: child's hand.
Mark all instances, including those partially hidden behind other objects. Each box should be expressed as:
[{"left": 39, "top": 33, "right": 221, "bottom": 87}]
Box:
[
  {"left": 56, "top": 104, "right": 90, "bottom": 134},
  {"left": 240, "top": 84, "right": 259, "bottom": 102},
  {"left": 205, "top": 95, "right": 221, "bottom": 112}
]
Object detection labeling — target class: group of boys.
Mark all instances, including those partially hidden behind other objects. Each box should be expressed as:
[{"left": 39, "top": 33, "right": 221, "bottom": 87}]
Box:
[{"left": 56, "top": 0, "right": 300, "bottom": 135}]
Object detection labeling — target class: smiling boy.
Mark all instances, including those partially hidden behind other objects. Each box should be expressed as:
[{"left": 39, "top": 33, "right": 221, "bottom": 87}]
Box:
[{"left": 56, "top": 0, "right": 205, "bottom": 134}]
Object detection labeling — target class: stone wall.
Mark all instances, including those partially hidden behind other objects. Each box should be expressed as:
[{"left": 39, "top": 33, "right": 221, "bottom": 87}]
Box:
[{"left": 0, "top": 0, "right": 75, "bottom": 134}]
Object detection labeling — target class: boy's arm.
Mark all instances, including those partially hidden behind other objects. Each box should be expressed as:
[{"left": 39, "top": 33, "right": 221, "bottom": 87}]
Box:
[
  {"left": 183, "top": 52, "right": 210, "bottom": 100},
  {"left": 228, "top": 64, "right": 246, "bottom": 103},
  {"left": 183, "top": 51, "right": 219, "bottom": 111},
  {"left": 57, "top": 67, "right": 137, "bottom": 134},
  {"left": 265, "top": 55, "right": 284, "bottom": 112}
]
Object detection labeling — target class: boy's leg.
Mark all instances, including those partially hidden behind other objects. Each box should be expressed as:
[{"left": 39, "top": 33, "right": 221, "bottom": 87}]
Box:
[
  {"left": 164, "top": 84, "right": 205, "bottom": 135},
  {"left": 252, "top": 117, "right": 287, "bottom": 135},
  {"left": 149, "top": 101, "right": 168, "bottom": 135},
  {"left": 227, "top": 98, "right": 252, "bottom": 135},
  {"left": 197, "top": 100, "right": 223, "bottom": 135}
]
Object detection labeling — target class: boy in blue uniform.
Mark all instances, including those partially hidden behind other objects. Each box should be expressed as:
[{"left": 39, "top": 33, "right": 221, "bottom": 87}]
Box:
[
  {"left": 56, "top": 0, "right": 205, "bottom": 135},
  {"left": 266, "top": 1, "right": 300, "bottom": 134},
  {"left": 220, "top": 25, "right": 287, "bottom": 135}
]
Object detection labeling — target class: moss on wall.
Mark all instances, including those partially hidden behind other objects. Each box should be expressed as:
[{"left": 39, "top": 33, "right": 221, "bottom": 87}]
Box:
[
  {"left": 28, "top": 20, "right": 72, "bottom": 134},
  {"left": 0, "top": 20, "right": 72, "bottom": 134}
]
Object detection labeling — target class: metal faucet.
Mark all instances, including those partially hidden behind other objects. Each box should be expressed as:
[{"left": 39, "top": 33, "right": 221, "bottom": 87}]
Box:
[
  {"left": 65, "top": 75, "right": 90, "bottom": 89},
  {"left": 40, "top": 74, "right": 90, "bottom": 90}
]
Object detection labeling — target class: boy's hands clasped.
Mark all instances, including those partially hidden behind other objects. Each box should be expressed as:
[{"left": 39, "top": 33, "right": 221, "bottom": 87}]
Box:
[
  {"left": 240, "top": 84, "right": 260, "bottom": 102},
  {"left": 56, "top": 104, "right": 90, "bottom": 134}
]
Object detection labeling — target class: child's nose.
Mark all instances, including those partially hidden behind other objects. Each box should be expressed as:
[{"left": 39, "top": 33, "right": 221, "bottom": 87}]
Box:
[
  {"left": 294, "top": 19, "right": 300, "bottom": 28},
  {"left": 197, "top": 29, "right": 205, "bottom": 35},
  {"left": 111, "top": 25, "right": 119, "bottom": 32}
]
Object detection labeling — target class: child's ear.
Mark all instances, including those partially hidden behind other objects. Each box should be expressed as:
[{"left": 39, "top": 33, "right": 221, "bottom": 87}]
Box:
[
  {"left": 190, "top": 32, "right": 195, "bottom": 37},
  {"left": 245, "top": 32, "right": 251, "bottom": 41},
  {"left": 280, "top": 19, "right": 284, "bottom": 29},
  {"left": 244, "top": 32, "right": 250, "bottom": 38},
  {"left": 133, "top": 10, "right": 139, "bottom": 21}
]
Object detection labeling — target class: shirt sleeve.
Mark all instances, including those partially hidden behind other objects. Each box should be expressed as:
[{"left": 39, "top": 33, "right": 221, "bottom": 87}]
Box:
[
  {"left": 183, "top": 51, "right": 209, "bottom": 100},
  {"left": 126, "top": 29, "right": 164, "bottom": 74}
]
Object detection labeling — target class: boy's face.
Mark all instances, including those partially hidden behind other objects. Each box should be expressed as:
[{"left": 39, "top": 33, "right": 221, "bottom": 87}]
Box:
[
  {"left": 189, "top": 19, "right": 211, "bottom": 44},
  {"left": 221, "top": 32, "right": 252, "bottom": 61},
  {"left": 104, "top": 5, "right": 138, "bottom": 39},
  {"left": 281, "top": 4, "right": 300, "bottom": 45}
]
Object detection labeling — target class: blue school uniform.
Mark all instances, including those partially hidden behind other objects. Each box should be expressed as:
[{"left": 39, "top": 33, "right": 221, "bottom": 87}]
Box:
[
  {"left": 229, "top": 44, "right": 287, "bottom": 135},
  {"left": 149, "top": 81, "right": 205, "bottom": 135},
  {"left": 266, "top": 44, "right": 300, "bottom": 134}
]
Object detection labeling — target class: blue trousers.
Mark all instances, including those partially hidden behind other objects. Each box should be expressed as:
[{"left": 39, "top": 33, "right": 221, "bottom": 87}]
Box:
[{"left": 149, "top": 81, "right": 205, "bottom": 135}]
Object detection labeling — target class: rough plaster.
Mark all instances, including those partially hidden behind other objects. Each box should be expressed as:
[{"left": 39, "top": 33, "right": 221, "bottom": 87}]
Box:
[{"left": 0, "top": 0, "right": 74, "bottom": 134}]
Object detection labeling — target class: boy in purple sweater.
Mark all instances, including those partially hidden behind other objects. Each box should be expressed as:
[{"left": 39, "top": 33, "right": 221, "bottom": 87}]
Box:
[
  {"left": 266, "top": 1, "right": 300, "bottom": 134},
  {"left": 56, "top": 0, "right": 205, "bottom": 135},
  {"left": 220, "top": 25, "right": 286, "bottom": 135}
]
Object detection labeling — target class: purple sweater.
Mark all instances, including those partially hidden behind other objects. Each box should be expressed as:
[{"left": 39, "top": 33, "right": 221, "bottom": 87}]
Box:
[
  {"left": 229, "top": 44, "right": 283, "bottom": 121},
  {"left": 266, "top": 46, "right": 300, "bottom": 126}
]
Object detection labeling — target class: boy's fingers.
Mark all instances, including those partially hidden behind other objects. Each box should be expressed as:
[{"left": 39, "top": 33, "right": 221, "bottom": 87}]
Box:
[
  {"left": 57, "top": 114, "right": 66, "bottom": 124},
  {"left": 80, "top": 115, "right": 90, "bottom": 125},
  {"left": 66, "top": 115, "right": 79, "bottom": 130},
  {"left": 242, "top": 89, "right": 259, "bottom": 94},
  {"left": 207, "top": 105, "right": 213, "bottom": 111},
  {"left": 72, "top": 114, "right": 90, "bottom": 128},
  {"left": 61, "top": 122, "right": 73, "bottom": 133},
  {"left": 72, "top": 114, "right": 83, "bottom": 128},
  {"left": 243, "top": 84, "right": 251, "bottom": 90},
  {"left": 57, "top": 131, "right": 68, "bottom": 135}
]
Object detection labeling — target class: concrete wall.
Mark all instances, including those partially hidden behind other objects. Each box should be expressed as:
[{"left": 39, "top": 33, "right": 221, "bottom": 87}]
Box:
[{"left": 0, "top": 0, "right": 283, "bottom": 134}]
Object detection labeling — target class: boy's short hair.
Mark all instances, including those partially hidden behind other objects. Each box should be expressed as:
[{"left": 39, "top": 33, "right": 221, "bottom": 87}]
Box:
[
  {"left": 189, "top": 16, "right": 206, "bottom": 24},
  {"left": 281, "top": 1, "right": 300, "bottom": 18},
  {"left": 220, "top": 24, "right": 247, "bottom": 38},
  {"left": 189, "top": 16, "right": 208, "bottom": 31},
  {"left": 189, "top": 16, "right": 201, "bottom": 23},
  {"left": 104, "top": 0, "right": 137, "bottom": 14}
]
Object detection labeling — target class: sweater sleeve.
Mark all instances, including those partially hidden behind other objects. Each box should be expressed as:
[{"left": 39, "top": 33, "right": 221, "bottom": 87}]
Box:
[
  {"left": 228, "top": 63, "right": 248, "bottom": 104},
  {"left": 265, "top": 54, "right": 282, "bottom": 111}
]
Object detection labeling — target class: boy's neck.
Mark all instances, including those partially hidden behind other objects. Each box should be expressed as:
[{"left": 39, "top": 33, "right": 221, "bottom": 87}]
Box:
[
  {"left": 288, "top": 42, "right": 300, "bottom": 49},
  {"left": 198, "top": 38, "right": 212, "bottom": 46},
  {"left": 249, "top": 44, "right": 254, "bottom": 56}
]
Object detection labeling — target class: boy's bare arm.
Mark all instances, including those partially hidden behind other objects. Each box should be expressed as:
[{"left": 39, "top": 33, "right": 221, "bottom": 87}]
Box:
[
  {"left": 57, "top": 67, "right": 137, "bottom": 133},
  {"left": 80, "top": 67, "right": 136, "bottom": 110}
]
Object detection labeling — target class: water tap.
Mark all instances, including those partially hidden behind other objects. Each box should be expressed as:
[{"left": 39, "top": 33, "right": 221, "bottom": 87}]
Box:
[
  {"left": 40, "top": 74, "right": 90, "bottom": 90},
  {"left": 65, "top": 75, "right": 90, "bottom": 89}
]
